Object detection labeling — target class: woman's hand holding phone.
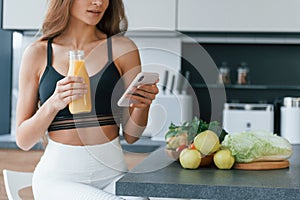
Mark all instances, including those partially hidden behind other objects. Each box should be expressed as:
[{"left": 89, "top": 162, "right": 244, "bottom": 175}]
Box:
[
  {"left": 128, "top": 82, "right": 159, "bottom": 108},
  {"left": 117, "top": 72, "right": 159, "bottom": 108}
]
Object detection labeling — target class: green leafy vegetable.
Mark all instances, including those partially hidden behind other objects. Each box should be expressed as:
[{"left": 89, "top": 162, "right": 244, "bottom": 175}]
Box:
[
  {"left": 221, "top": 130, "right": 293, "bottom": 163},
  {"left": 206, "top": 120, "right": 228, "bottom": 142},
  {"left": 165, "top": 117, "right": 200, "bottom": 143},
  {"left": 165, "top": 117, "right": 228, "bottom": 150}
]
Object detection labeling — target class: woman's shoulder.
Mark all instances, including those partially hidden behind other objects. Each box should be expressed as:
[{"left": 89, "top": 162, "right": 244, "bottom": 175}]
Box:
[
  {"left": 111, "top": 35, "right": 138, "bottom": 52},
  {"left": 21, "top": 40, "right": 48, "bottom": 76},
  {"left": 24, "top": 40, "right": 47, "bottom": 58},
  {"left": 110, "top": 35, "right": 139, "bottom": 61},
  {"left": 110, "top": 35, "right": 141, "bottom": 75}
]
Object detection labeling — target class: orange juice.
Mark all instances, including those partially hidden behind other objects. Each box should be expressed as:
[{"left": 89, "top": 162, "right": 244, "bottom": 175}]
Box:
[{"left": 68, "top": 50, "right": 92, "bottom": 114}]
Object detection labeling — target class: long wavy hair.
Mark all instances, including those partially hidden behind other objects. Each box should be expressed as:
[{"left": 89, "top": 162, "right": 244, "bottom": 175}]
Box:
[{"left": 39, "top": 0, "right": 128, "bottom": 41}]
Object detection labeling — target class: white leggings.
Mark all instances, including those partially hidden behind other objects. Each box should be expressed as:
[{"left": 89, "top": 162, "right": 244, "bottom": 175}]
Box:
[{"left": 32, "top": 137, "right": 148, "bottom": 200}]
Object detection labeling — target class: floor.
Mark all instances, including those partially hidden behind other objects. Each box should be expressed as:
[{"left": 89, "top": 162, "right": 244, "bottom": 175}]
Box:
[{"left": 0, "top": 148, "right": 149, "bottom": 200}]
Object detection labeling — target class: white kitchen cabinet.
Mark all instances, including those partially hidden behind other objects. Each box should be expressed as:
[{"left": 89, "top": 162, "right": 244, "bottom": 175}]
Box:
[
  {"left": 123, "top": 0, "right": 176, "bottom": 31},
  {"left": 3, "top": 0, "right": 177, "bottom": 31},
  {"left": 2, "top": 0, "right": 47, "bottom": 30},
  {"left": 177, "top": 0, "right": 300, "bottom": 32}
]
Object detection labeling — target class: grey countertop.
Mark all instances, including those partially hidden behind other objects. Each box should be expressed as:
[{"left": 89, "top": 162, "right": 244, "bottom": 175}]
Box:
[
  {"left": 0, "top": 134, "right": 165, "bottom": 153},
  {"left": 116, "top": 145, "right": 300, "bottom": 200}
]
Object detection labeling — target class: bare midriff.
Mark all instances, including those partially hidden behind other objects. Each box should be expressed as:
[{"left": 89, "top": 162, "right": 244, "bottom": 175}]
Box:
[{"left": 48, "top": 125, "right": 120, "bottom": 146}]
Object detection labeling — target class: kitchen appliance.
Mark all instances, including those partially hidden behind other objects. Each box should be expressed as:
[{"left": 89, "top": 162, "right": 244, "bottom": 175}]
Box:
[
  {"left": 223, "top": 103, "right": 274, "bottom": 134},
  {"left": 280, "top": 97, "right": 300, "bottom": 144},
  {"left": 144, "top": 94, "right": 193, "bottom": 141},
  {"left": 141, "top": 68, "right": 193, "bottom": 140}
]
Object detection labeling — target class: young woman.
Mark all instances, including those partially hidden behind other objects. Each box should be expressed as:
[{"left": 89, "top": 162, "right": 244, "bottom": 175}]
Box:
[{"left": 15, "top": 0, "right": 158, "bottom": 199}]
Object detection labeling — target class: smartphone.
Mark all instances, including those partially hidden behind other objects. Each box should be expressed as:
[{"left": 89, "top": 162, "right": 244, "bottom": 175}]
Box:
[{"left": 117, "top": 72, "right": 159, "bottom": 107}]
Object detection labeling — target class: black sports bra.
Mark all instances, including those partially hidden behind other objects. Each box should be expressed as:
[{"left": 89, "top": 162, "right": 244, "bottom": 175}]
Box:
[{"left": 38, "top": 37, "right": 124, "bottom": 132}]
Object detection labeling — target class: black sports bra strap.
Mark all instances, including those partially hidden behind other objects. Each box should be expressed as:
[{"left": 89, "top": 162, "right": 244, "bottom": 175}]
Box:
[
  {"left": 107, "top": 37, "right": 113, "bottom": 62},
  {"left": 47, "top": 38, "right": 53, "bottom": 67}
]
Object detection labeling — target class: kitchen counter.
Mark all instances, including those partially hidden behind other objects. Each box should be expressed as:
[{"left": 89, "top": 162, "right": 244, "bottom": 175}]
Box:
[
  {"left": 116, "top": 145, "right": 300, "bottom": 200},
  {"left": 0, "top": 134, "right": 164, "bottom": 153}
]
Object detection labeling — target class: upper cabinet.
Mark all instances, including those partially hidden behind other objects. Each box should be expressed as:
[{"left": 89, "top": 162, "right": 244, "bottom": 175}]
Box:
[
  {"left": 2, "top": 0, "right": 176, "bottom": 31},
  {"left": 177, "top": 0, "right": 300, "bottom": 32},
  {"left": 2, "top": 0, "right": 47, "bottom": 30},
  {"left": 3, "top": 0, "right": 300, "bottom": 33},
  {"left": 123, "top": 0, "right": 176, "bottom": 31}
]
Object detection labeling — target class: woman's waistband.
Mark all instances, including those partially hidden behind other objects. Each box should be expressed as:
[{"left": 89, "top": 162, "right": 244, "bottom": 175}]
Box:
[
  {"left": 40, "top": 136, "right": 125, "bottom": 170},
  {"left": 47, "top": 136, "right": 121, "bottom": 150}
]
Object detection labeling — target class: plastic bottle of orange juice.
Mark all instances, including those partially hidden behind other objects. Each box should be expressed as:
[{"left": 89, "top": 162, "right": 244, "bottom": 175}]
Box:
[{"left": 67, "top": 50, "right": 92, "bottom": 114}]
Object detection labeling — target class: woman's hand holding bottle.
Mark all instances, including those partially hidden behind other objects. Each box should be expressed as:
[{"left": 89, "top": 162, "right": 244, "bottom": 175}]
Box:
[{"left": 48, "top": 76, "right": 88, "bottom": 112}]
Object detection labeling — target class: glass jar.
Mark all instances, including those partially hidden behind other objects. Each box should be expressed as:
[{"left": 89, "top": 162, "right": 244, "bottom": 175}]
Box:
[
  {"left": 217, "top": 62, "right": 231, "bottom": 85},
  {"left": 237, "top": 62, "right": 249, "bottom": 85}
]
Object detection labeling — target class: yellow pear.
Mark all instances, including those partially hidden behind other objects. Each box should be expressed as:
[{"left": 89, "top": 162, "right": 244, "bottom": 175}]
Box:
[
  {"left": 194, "top": 130, "right": 220, "bottom": 156},
  {"left": 179, "top": 148, "right": 201, "bottom": 169},
  {"left": 213, "top": 149, "right": 235, "bottom": 169}
]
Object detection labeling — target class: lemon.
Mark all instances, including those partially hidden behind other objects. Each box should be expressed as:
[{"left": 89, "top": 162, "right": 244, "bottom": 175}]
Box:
[
  {"left": 193, "top": 130, "right": 220, "bottom": 156},
  {"left": 179, "top": 148, "right": 201, "bottom": 169},
  {"left": 213, "top": 149, "right": 235, "bottom": 169}
]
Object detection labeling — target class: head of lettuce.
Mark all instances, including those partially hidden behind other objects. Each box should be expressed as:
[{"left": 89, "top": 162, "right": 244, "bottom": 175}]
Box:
[{"left": 221, "top": 130, "right": 293, "bottom": 163}]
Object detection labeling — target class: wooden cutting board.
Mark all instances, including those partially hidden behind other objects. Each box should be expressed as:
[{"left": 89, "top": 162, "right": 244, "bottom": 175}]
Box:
[{"left": 233, "top": 160, "right": 290, "bottom": 170}]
